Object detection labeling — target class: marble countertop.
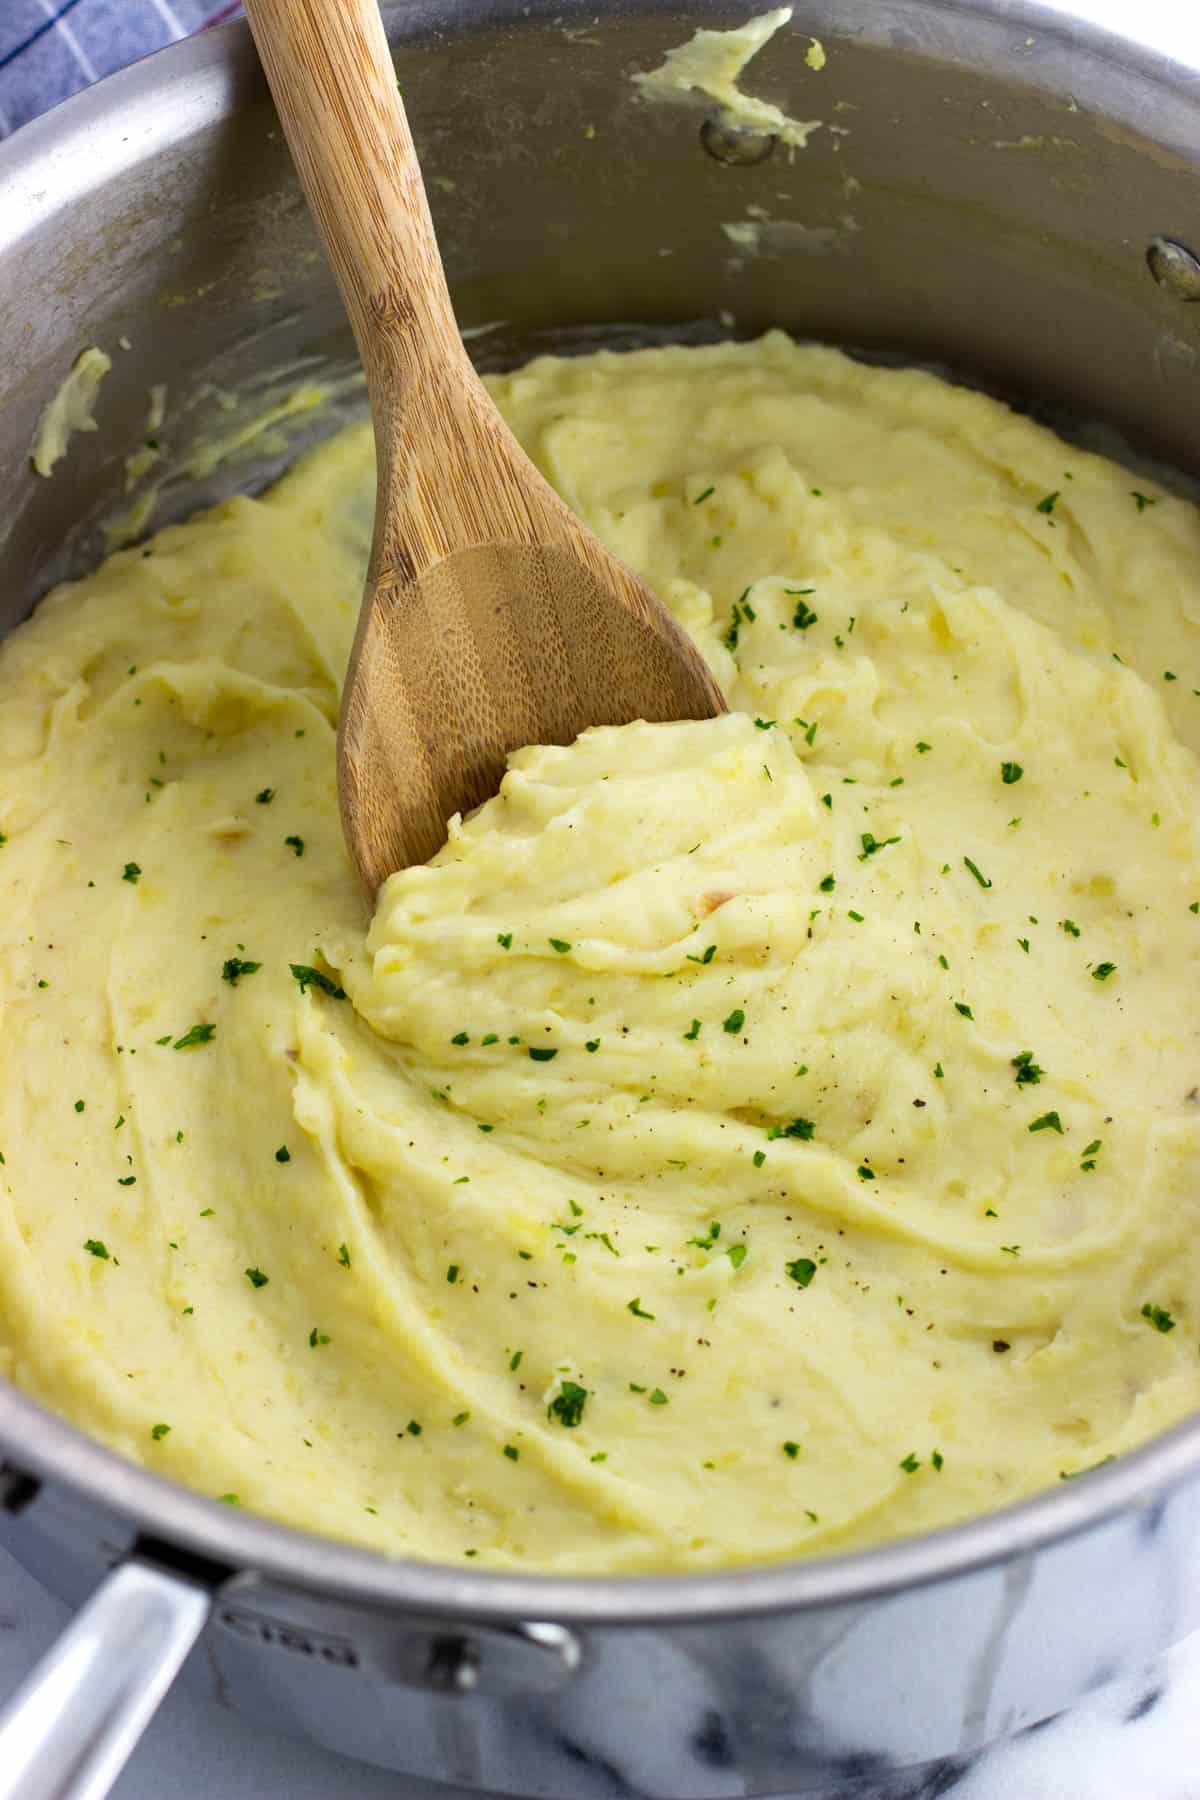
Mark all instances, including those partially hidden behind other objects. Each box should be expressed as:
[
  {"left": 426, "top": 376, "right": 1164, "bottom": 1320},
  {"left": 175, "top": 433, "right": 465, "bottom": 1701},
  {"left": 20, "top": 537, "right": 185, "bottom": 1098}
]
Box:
[{"left": 2, "top": 1, "right": 1200, "bottom": 1795}]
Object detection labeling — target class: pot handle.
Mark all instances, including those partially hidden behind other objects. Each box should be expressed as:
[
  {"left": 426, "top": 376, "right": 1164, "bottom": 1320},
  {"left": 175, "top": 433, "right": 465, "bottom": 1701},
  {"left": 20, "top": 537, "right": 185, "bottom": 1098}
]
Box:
[{"left": 0, "top": 1558, "right": 211, "bottom": 1800}]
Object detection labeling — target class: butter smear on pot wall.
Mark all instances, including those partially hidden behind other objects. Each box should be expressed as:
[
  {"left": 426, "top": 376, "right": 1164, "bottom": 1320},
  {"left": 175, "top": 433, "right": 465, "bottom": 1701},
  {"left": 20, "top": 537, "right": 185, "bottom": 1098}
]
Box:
[{"left": 1, "top": 334, "right": 1198, "bottom": 1572}]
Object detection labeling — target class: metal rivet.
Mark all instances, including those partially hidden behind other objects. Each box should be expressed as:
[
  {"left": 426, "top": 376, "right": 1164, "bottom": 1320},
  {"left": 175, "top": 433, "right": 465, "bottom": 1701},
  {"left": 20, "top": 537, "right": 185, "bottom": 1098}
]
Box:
[
  {"left": 700, "top": 114, "right": 778, "bottom": 166},
  {"left": 1146, "top": 237, "right": 1200, "bottom": 300},
  {"left": 426, "top": 1634, "right": 480, "bottom": 1694}
]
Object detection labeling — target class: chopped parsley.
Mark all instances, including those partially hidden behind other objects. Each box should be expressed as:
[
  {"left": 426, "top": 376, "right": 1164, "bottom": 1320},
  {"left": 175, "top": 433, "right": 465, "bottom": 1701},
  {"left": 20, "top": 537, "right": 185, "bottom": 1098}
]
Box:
[
  {"left": 693, "top": 485, "right": 714, "bottom": 505},
  {"left": 916, "top": 741, "right": 932, "bottom": 754},
  {"left": 899, "top": 1452, "right": 920, "bottom": 1473},
  {"left": 549, "top": 938, "right": 571, "bottom": 953},
  {"left": 724, "top": 588, "right": 755, "bottom": 650},
  {"left": 308, "top": 1327, "right": 330, "bottom": 1348},
  {"left": 451, "top": 1031, "right": 470, "bottom": 1045},
  {"left": 857, "top": 1164, "right": 876, "bottom": 1181},
  {"left": 790, "top": 594, "right": 818, "bottom": 630},
  {"left": 1001, "top": 761, "right": 1023, "bottom": 784},
  {"left": 963, "top": 856, "right": 991, "bottom": 889},
  {"left": 1141, "top": 1302, "right": 1176, "bottom": 1333},
  {"left": 497, "top": 932, "right": 512, "bottom": 949},
  {"left": 627, "top": 1297, "right": 656, "bottom": 1320},
  {"left": 931, "top": 1449, "right": 944, "bottom": 1472},
  {"left": 528, "top": 1046, "right": 558, "bottom": 1062},
  {"left": 83, "top": 1239, "right": 109, "bottom": 1260},
  {"left": 283, "top": 835, "right": 304, "bottom": 857},
  {"left": 585, "top": 1039, "right": 600, "bottom": 1053},
  {"left": 446, "top": 1264, "right": 460, "bottom": 1284},
  {"left": 150, "top": 1423, "right": 171, "bottom": 1441},
  {"left": 753, "top": 1150, "right": 766, "bottom": 1168},
  {"left": 122, "top": 862, "right": 141, "bottom": 884},
  {"left": 255, "top": 788, "right": 275, "bottom": 805},
  {"left": 1060, "top": 919, "right": 1081, "bottom": 938},
  {"left": 727, "top": 1243, "right": 747, "bottom": 1270},
  {"left": 819, "top": 873, "right": 836, "bottom": 892},
  {"left": 503, "top": 1444, "right": 519, "bottom": 1461},
  {"left": 548, "top": 1381, "right": 589, "bottom": 1427},
  {"left": 275, "top": 1145, "right": 290, "bottom": 1163},
  {"left": 782, "top": 1441, "right": 800, "bottom": 1459},
  {"left": 1091, "top": 962, "right": 1117, "bottom": 981},
  {"left": 954, "top": 1002, "right": 974, "bottom": 1019},
  {"left": 244, "top": 1267, "right": 269, "bottom": 1287},
  {"left": 222, "top": 956, "right": 261, "bottom": 984},
  {"left": 290, "top": 963, "right": 347, "bottom": 999},
  {"left": 723, "top": 1007, "right": 745, "bottom": 1034},
  {"left": 1011, "top": 1050, "right": 1043, "bottom": 1086},
  {"left": 648, "top": 1388, "right": 669, "bottom": 1406},
  {"left": 172, "top": 1023, "right": 215, "bottom": 1050},
  {"left": 686, "top": 944, "right": 716, "bottom": 965},
  {"left": 767, "top": 1117, "right": 814, "bottom": 1141},
  {"left": 452, "top": 1411, "right": 470, "bottom": 1426},
  {"left": 683, "top": 1019, "right": 701, "bottom": 1040},
  {"left": 1132, "top": 491, "right": 1157, "bottom": 511},
  {"left": 1028, "top": 1110, "right": 1063, "bottom": 1134},
  {"left": 338, "top": 1242, "right": 351, "bottom": 1267},
  {"left": 1036, "top": 491, "right": 1059, "bottom": 515},
  {"left": 859, "top": 831, "right": 900, "bottom": 861},
  {"left": 786, "top": 1257, "right": 817, "bottom": 1288}
]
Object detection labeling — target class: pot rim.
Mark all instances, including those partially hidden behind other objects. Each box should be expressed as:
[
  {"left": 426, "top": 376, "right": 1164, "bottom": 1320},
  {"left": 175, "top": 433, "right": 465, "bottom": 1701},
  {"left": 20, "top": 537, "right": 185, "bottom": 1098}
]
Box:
[{"left": 2, "top": 0, "right": 1199, "bottom": 1626}]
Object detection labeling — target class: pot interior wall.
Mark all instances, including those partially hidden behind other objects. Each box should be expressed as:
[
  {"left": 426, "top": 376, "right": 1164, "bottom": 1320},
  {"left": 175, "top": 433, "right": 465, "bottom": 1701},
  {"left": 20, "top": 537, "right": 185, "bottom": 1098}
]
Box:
[{"left": 0, "top": 0, "right": 1198, "bottom": 621}]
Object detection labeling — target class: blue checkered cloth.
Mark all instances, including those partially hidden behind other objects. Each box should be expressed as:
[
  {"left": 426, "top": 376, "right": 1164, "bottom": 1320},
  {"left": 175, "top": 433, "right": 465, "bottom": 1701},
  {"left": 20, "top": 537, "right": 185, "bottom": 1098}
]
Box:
[{"left": 0, "top": 0, "right": 243, "bottom": 138}]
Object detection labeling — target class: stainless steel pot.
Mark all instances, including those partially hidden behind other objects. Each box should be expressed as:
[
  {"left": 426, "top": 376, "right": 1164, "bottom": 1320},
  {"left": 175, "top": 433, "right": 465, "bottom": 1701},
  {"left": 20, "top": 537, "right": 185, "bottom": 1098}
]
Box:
[{"left": 0, "top": 4, "right": 1199, "bottom": 1795}]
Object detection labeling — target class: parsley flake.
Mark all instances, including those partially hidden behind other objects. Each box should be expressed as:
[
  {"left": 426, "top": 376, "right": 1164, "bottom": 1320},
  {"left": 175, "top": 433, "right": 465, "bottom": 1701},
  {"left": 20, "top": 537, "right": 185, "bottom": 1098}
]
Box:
[
  {"left": 173, "top": 1023, "right": 215, "bottom": 1050},
  {"left": 222, "top": 956, "right": 261, "bottom": 985},
  {"left": 1011, "top": 1050, "right": 1043, "bottom": 1086},
  {"left": 290, "top": 963, "right": 347, "bottom": 999},
  {"left": 627, "top": 1297, "right": 656, "bottom": 1320},
  {"left": 1092, "top": 962, "right": 1117, "bottom": 981},
  {"left": 963, "top": 856, "right": 992, "bottom": 889},
  {"left": 1141, "top": 1302, "right": 1176, "bottom": 1333},
  {"left": 723, "top": 1007, "right": 745, "bottom": 1034},
  {"left": 1001, "top": 761, "right": 1023, "bottom": 784},
  {"left": 121, "top": 862, "right": 141, "bottom": 884},
  {"left": 549, "top": 1381, "right": 589, "bottom": 1427},
  {"left": 83, "top": 1239, "right": 109, "bottom": 1259},
  {"left": 1028, "top": 1110, "right": 1063, "bottom": 1134},
  {"left": 244, "top": 1267, "right": 269, "bottom": 1288},
  {"left": 786, "top": 1257, "right": 817, "bottom": 1288}
]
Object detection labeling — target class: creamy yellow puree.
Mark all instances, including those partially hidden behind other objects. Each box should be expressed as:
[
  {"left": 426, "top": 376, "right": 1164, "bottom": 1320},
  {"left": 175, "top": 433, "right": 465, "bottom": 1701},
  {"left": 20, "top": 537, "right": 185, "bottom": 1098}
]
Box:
[{"left": 2, "top": 333, "right": 1199, "bottom": 1572}]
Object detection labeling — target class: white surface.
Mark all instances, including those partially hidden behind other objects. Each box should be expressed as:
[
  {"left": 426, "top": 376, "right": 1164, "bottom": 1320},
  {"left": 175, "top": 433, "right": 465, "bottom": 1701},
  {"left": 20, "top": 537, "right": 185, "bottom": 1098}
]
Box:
[{"left": 3, "top": 0, "right": 1199, "bottom": 1794}]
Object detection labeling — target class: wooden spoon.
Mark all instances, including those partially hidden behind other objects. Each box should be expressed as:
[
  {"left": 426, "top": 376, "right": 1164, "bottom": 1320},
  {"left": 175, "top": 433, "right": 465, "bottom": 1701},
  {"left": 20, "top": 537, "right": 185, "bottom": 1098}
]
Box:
[{"left": 244, "top": 0, "right": 726, "bottom": 892}]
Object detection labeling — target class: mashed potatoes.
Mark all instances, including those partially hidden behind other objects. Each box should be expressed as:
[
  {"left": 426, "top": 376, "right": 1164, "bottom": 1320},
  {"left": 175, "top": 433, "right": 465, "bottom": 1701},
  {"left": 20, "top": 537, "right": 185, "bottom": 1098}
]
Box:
[{"left": 1, "top": 333, "right": 1198, "bottom": 1571}]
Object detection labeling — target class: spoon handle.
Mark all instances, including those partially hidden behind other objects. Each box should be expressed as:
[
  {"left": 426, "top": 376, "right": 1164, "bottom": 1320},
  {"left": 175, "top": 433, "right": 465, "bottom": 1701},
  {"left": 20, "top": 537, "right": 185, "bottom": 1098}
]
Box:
[{"left": 243, "top": 0, "right": 461, "bottom": 402}]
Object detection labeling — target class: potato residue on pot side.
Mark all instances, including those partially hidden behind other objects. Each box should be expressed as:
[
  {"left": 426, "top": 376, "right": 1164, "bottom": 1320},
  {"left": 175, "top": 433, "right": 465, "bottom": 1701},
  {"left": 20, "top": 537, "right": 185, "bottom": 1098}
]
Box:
[{"left": 1, "top": 333, "right": 1198, "bottom": 1571}]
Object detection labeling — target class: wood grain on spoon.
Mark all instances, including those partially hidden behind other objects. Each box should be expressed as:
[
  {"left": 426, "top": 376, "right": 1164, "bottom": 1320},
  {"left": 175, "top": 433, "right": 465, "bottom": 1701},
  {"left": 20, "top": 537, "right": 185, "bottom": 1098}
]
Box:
[{"left": 243, "top": 0, "right": 726, "bottom": 893}]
